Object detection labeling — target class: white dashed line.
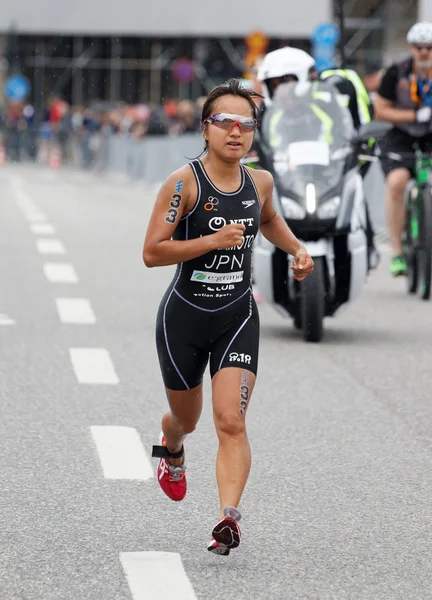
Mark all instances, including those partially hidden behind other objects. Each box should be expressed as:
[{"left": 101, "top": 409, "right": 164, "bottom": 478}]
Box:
[
  {"left": 55, "top": 298, "right": 96, "bottom": 324},
  {"left": 43, "top": 263, "right": 79, "bottom": 283},
  {"left": 120, "top": 552, "right": 197, "bottom": 600},
  {"left": 69, "top": 348, "right": 119, "bottom": 384},
  {"left": 30, "top": 223, "right": 56, "bottom": 235},
  {"left": 11, "top": 177, "right": 47, "bottom": 222},
  {"left": 91, "top": 426, "right": 153, "bottom": 480},
  {"left": 36, "top": 239, "right": 66, "bottom": 255},
  {"left": 0, "top": 313, "right": 15, "bottom": 326}
]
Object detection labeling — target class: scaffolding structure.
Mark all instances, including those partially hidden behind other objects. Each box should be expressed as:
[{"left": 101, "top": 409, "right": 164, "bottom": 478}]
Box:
[
  {"left": 0, "top": 31, "right": 313, "bottom": 108},
  {"left": 0, "top": 0, "right": 419, "bottom": 109}
]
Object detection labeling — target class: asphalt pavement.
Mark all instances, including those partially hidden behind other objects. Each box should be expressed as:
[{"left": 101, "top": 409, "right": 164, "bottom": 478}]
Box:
[{"left": 0, "top": 163, "right": 431, "bottom": 600}]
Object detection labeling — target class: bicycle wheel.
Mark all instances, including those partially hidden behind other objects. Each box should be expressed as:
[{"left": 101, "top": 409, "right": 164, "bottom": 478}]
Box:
[
  {"left": 419, "top": 185, "right": 432, "bottom": 300},
  {"left": 405, "top": 183, "right": 419, "bottom": 294}
]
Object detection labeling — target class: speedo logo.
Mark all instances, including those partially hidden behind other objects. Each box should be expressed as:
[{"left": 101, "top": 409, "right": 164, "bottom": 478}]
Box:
[
  {"left": 242, "top": 200, "right": 256, "bottom": 209},
  {"left": 191, "top": 270, "right": 243, "bottom": 284}
]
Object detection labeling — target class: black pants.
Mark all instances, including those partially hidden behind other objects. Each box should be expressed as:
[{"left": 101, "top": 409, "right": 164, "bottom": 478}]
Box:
[
  {"left": 156, "top": 289, "right": 259, "bottom": 391},
  {"left": 379, "top": 127, "right": 432, "bottom": 177}
]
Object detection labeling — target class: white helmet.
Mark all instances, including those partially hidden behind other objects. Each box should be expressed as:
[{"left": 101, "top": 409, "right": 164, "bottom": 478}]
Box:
[
  {"left": 407, "top": 22, "right": 432, "bottom": 44},
  {"left": 257, "top": 47, "right": 316, "bottom": 103}
]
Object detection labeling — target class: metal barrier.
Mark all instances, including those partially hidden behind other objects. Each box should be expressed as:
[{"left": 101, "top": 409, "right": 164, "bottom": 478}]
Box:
[
  {"left": 101, "top": 133, "right": 204, "bottom": 185},
  {"left": 96, "top": 133, "right": 386, "bottom": 232},
  {"left": 0, "top": 124, "right": 386, "bottom": 232},
  {"left": 1, "top": 122, "right": 385, "bottom": 231}
]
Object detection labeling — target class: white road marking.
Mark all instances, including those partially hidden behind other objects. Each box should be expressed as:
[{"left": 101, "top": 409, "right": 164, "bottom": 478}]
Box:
[
  {"left": 0, "top": 313, "right": 15, "bottom": 326},
  {"left": 55, "top": 298, "right": 96, "bottom": 324},
  {"left": 43, "top": 263, "right": 79, "bottom": 283},
  {"left": 36, "top": 239, "right": 66, "bottom": 255},
  {"left": 120, "top": 552, "right": 197, "bottom": 600},
  {"left": 30, "top": 223, "right": 56, "bottom": 235},
  {"left": 10, "top": 177, "right": 47, "bottom": 222},
  {"left": 91, "top": 426, "right": 153, "bottom": 480},
  {"left": 69, "top": 348, "right": 119, "bottom": 384}
]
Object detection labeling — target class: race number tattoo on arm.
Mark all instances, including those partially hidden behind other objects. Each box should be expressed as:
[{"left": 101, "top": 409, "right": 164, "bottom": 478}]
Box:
[
  {"left": 165, "top": 179, "right": 184, "bottom": 224},
  {"left": 239, "top": 370, "right": 250, "bottom": 415}
]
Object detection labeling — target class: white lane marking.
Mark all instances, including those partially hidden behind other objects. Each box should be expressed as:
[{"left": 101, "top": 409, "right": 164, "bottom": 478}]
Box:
[
  {"left": 55, "top": 298, "right": 96, "bottom": 324},
  {"left": 30, "top": 223, "right": 56, "bottom": 235},
  {"left": 10, "top": 177, "right": 47, "bottom": 222},
  {"left": 43, "top": 263, "right": 79, "bottom": 283},
  {"left": 69, "top": 348, "right": 119, "bottom": 384},
  {"left": 36, "top": 239, "right": 66, "bottom": 255},
  {"left": 0, "top": 313, "right": 15, "bottom": 326},
  {"left": 91, "top": 426, "right": 153, "bottom": 480},
  {"left": 120, "top": 552, "right": 197, "bottom": 600}
]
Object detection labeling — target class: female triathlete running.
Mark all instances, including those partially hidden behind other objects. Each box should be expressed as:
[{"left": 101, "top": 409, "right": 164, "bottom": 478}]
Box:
[{"left": 143, "top": 78, "right": 314, "bottom": 556}]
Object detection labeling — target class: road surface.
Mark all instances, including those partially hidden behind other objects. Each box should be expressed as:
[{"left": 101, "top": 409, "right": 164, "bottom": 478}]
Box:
[{"left": 0, "top": 164, "right": 431, "bottom": 600}]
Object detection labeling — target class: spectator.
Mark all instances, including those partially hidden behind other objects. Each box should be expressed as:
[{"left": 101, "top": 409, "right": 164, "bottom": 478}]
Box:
[
  {"left": 146, "top": 105, "right": 170, "bottom": 135},
  {"left": 174, "top": 99, "right": 200, "bottom": 134}
]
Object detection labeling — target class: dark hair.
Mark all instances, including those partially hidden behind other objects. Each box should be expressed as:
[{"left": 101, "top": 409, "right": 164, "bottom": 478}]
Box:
[
  {"left": 192, "top": 78, "right": 263, "bottom": 158},
  {"left": 202, "top": 78, "right": 262, "bottom": 122}
]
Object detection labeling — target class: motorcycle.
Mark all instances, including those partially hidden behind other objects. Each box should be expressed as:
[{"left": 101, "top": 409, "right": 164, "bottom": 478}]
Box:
[{"left": 252, "top": 80, "right": 390, "bottom": 342}]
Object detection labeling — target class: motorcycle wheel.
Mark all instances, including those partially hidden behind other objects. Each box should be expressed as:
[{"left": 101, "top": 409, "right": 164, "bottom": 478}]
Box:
[
  {"left": 419, "top": 186, "right": 432, "bottom": 300},
  {"left": 294, "top": 297, "right": 302, "bottom": 330},
  {"left": 301, "top": 256, "right": 325, "bottom": 343}
]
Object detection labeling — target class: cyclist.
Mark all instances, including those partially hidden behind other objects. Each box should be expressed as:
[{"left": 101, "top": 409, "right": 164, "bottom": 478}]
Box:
[{"left": 374, "top": 22, "right": 432, "bottom": 276}]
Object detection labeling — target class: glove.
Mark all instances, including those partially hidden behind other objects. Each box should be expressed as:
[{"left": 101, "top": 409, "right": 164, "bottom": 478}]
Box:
[{"left": 416, "top": 106, "right": 432, "bottom": 123}]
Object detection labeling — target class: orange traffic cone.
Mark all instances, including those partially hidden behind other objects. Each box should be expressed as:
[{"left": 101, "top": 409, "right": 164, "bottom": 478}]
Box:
[{"left": 49, "top": 147, "right": 61, "bottom": 170}]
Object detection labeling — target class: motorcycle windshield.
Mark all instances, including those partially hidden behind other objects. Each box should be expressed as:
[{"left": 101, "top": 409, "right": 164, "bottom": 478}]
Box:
[{"left": 260, "top": 81, "right": 355, "bottom": 201}]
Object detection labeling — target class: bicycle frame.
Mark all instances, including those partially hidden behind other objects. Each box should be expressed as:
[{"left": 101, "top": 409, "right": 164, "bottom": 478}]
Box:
[
  {"left": 409, "top": 150, "right": 432, "bottom": 243},
  {"left": 404, "top": 147, "right": 432, "bottom": 299}
]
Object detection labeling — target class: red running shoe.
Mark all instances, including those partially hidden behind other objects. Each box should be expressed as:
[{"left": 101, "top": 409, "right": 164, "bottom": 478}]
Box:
[
  {"left": 207, "top": 507, "right": 241, "bottom": 556},
  {"left": 156, "top": 434, "right": 187, "bottom": 502}
]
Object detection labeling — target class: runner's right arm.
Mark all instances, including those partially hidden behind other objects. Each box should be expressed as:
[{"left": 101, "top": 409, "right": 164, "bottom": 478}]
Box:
[{"left": 143, "top": 167, "right": 245, "bottom": 268}]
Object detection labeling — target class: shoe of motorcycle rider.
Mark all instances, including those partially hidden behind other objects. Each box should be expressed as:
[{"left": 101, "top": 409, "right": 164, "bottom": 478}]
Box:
[{"left": 257, "top": 47, "right": 380, "bottom": 269}]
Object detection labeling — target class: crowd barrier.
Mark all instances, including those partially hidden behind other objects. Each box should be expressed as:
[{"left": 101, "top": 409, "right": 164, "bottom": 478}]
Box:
[
  {"left": 100, "top": 133, "right": 204, "bottom": 185},
  {"left": 3, "top": 127, "right": 385, "bottom": 231},
  {"left": 96, "top": 133, "right": 386, "bottom": 232}
]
